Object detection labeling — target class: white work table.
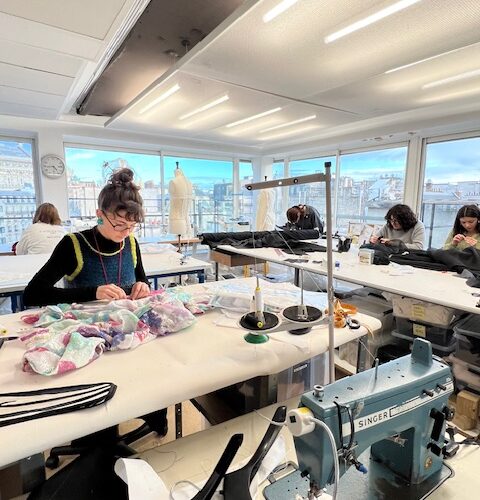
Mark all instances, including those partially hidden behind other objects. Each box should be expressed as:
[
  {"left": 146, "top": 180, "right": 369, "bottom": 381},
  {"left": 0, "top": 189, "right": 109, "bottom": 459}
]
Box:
[
  {"left": 215, "top": 245, "right": 480, "bottom": 315},
  {"left": 0, "top": 279, "right": 380, "bottom": 468},
  {"left": 0, "top": 252, "right": 210, "bottom": 311}
]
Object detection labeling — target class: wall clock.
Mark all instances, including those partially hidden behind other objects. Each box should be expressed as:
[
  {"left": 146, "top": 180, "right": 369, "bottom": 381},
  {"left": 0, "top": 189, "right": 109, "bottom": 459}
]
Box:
[{"left": 41, "top": 154, "right": 65, "bottom": 179}]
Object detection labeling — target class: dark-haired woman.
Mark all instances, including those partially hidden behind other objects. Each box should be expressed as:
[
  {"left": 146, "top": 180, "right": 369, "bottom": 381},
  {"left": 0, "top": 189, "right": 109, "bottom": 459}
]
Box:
[
  {"left": 24, "top": 168, "right": 150, "bottom": 306},
  {"left": 443, "top": 204, "right": 480, "bottom": 250},
  {"left": 286, "top": 204, "right": 323, "bottom": 231},
  {"left": 24, "top": 168, "right": 168, "bottom": 436},
  {"left": 370, "top": 204, "right": 425, "bottom": 250},
  {"left": 16, "top": 203, "right": 65, "bottom": 255}
]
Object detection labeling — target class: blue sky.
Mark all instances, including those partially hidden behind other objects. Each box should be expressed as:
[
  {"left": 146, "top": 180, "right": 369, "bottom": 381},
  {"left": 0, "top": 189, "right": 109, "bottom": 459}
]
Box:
[{"left": 61, "top": 138, "right": 480, "bottom": 187}]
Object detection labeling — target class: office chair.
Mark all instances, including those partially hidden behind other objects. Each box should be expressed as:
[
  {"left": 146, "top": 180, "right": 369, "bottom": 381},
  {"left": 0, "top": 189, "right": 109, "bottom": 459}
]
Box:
[{"left": 45, "top": 408, "right": 168, "bottom": 469}]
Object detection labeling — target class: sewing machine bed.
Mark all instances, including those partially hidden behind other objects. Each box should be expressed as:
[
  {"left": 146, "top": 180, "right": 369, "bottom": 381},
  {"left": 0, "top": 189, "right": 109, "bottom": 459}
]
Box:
[{"left": 263, "top": 448, "right": 453, "bottom": 500}]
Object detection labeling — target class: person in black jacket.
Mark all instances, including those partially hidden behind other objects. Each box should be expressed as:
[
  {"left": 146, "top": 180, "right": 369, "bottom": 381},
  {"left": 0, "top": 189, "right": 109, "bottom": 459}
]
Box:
[{"left": 286, "top": 204, "right": 323, "bottom": 231}]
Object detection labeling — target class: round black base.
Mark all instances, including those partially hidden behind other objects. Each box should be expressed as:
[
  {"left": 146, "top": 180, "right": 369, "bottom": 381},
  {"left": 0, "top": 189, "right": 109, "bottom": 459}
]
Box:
[
  {"left": 288, "top": 326, "right": 312, "bottom": 335},
  {"left": 239, "top": 311, "right": 279, "bottom": 331},
  {"left": 282, "top": 305, "right": 323, "bottom": 323}
]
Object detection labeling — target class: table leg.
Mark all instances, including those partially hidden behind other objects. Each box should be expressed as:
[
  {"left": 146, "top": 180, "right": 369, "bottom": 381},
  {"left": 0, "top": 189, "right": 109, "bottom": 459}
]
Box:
[
  {"left": 197, "top": 270, "right": 205, "bottom": 284},
  {"left": 356, "top": 334, "right": 369, "bottom": 372},
  {"left": 175, "top": 402, "right": 182, "bottom": 439},
  {"left": 215, "top": 262, "right": 219, "bottom": 281}
]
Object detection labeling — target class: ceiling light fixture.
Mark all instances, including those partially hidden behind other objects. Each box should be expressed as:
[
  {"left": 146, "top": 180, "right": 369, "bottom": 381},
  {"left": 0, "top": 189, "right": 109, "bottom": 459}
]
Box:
[
  {"left": 260, "top": 115, "right": 317, "bottom": 133},
  {"left": 179, "top": 94, "right": 229, "bottom": 120},
  {"left": 263, "top": 0, "right": 299, "bottom": 23},
  {"left": 385, "top": 42, "right": 477, "bottom": 74},
  {"left": 324, "top": 0, "right": 421, "bottom": 44},
  {"left": 139, "top": 83, "right": 181, "bottom": 114},
  {"left": 422, "top": 68, "right": 480, "bottom": 89},
  {"left": 259, "top": 125, "right": 319, "bottom": 141},
  {"left": 226, "top": 107, "right": 282, "bottom": 128}
]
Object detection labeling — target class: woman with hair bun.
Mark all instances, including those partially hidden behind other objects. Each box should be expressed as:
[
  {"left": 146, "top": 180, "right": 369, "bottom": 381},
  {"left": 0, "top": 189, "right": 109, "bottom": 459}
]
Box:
[
  {"left": 24, "top": 168, "right": 150, "bottom": 306},
  {"left": 370, "top": 204, "right": 425, "bottom": 250},
  {"left": 23, "top": 168, "right": 169, "bottom": 436},
  {"left": 16, "top": 202, "right": 65, "bottom": 255}
]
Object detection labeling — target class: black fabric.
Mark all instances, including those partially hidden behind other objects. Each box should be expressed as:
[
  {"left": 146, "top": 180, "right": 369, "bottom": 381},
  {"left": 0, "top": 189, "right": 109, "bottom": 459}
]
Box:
[
  {"left": 199, "top": 229, "right": 322, "bottom": 254},
  {"left": 360, "top": 244, "right": 480, "bottom": 285},
  {"left": 23, "top": 227, "right": 148, "bottom": 307},
  {"left": 0, "top": 383, "right": 116, "bottom": 428}
]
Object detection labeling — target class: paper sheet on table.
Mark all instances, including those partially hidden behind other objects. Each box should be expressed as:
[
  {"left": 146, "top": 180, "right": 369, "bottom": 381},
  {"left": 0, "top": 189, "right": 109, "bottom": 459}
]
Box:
[{"left": 114, "top": 457, "right": 170, "bottom": 499}]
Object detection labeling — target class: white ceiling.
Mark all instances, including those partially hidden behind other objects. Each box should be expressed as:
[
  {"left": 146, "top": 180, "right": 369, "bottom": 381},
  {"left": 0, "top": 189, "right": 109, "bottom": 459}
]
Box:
[
  {"left": 107, "top": 0, "right": 480, "bottom": 151},
  {"left": 0, "top": 0, "right": 147, "bottom": 119},
  {"left": 1, "top": 0, "right": 480, "bottom": 152}
]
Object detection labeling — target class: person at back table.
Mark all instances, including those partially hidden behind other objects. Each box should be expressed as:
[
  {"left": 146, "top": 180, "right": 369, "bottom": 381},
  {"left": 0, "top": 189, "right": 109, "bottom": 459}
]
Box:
[
  {"left": 16, "top": 203, "right": 66, "bottom": 255},
  {"left": 286, "top": 204, "right": 323, "bottom": 231},
  {"left": 370, "top": 204, "right": 425, "bottom": 250},
  {"left": 443, "top": 204, "right": 480, "bottom": 250}
]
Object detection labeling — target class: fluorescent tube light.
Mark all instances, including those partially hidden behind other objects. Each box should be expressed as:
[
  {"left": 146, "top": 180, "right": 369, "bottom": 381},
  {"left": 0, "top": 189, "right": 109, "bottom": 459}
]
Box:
[
  {"left": 263, "top": 0, "right": 299, "bottom": 23},
  {"left": 422, "top": 68, "right": 480, "bottom": 89},
  {"left": 260, "top": 125, "right": 319, "bottom": 141},
  {"left": 325, "top": 0, "right": 421, "bottom": 44},
  {"left": 226, "top": 107, "right": 282, "bottom": 128},
  {"left": 260, "top": 115, "right": 316, "bottom": 133},
  {"left": 385, "top": 43, "right": 476, "bottom": 74},
  {"left": 139, "top": 84, "right": 180, "bottom": 114},
  {"left": 179, "top": 94, "right": 229, "bottom": 121}
]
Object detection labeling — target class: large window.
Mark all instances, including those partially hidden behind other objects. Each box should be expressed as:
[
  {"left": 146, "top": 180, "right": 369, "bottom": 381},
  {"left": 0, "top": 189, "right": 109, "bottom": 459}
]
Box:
[
  {"left": 0, "top": 138, "right": 36, "bottom": 252},
  {"left": 163, "top": 156, "right": 233, "bottom": 234},
  {"left": 65, "top": 146, "right": 161, "bottom": 239},
  {"left": 421, "top": 136, "right": 480, "bottom": 248},
  {"left": 288, "top": 156, "right": 336, "bottom": 228},
  {"left": 238, "top": 161, "right": 253, "bottom": 229},
  {"left": 336, "top": 146, "right": 407, "bottom": 232},
  {"left": 272, "top": 161, "right": 286, "bottom": 226}
]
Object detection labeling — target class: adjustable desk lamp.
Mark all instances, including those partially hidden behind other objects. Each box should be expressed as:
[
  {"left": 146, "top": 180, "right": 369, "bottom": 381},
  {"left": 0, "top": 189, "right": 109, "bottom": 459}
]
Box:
[{"left": 244, "top": 162, "right": 335, "bottom": 383}]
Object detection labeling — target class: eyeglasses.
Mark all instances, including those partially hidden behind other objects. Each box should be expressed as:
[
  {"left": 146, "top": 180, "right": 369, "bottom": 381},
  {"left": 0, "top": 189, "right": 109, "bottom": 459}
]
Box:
[
  {"left": 389, "top": 217, "right": 399, "bottom": 224},
  {"left": 102, "top": 212, "right": 138, "bottom": 232}
]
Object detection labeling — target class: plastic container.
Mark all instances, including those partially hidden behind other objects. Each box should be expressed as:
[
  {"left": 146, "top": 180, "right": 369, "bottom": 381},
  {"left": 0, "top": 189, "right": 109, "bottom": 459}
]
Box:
[
  {"left": 392, "top": 330, "right": 457, "bottom": 357},
  {"left": 453, "top": 314, "right": 480, "bottom": 367},
  {"left": 395, "top": 317, "right": 453, "bottom": 347},
  {"left": 338, "top": 294, "right": 394, "bottom": 367},
  {"left": 389, "top": 295, "right": 456, "bottom": 327}
]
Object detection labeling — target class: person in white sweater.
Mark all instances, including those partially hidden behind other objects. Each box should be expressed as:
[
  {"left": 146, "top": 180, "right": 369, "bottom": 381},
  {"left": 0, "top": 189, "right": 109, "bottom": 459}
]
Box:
[
  {"left": 370, "top": 204, "right": 425, "bottom": 250},
  {"left": 16, "top": 203, "right": 66, "bottom": 255}
]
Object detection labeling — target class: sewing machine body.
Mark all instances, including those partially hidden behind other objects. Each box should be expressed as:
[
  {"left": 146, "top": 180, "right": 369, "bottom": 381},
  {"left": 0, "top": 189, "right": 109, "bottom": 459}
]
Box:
[{"left": 295, "top": 339, "right": 454, "bottom": 491}]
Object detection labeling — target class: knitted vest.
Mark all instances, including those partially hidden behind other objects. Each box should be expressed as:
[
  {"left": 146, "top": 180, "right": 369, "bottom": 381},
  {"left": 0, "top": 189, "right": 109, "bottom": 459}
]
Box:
[{"left": 65, "top": 232, "right": 137, "bottom": 289}]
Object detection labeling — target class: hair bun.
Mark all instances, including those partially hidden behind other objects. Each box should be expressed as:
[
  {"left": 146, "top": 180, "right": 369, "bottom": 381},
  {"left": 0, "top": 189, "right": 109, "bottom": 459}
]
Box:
[{"left": 110, "top": 167, "right": 134, "bottom": 187}]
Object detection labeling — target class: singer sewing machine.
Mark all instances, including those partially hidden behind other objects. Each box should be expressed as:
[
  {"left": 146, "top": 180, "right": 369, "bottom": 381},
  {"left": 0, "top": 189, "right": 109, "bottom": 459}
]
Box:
[{"left": 264, "top": 338, "right": 457, "bottom": 499}]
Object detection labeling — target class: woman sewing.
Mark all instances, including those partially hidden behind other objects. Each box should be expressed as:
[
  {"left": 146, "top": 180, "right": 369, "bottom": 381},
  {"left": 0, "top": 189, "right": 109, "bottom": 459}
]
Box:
[
  {"left": 443, "top": 204, "right": 480, "bottom": 250},
  {"left": 23, "top": 168, "right": 150, "bottom": 306},
  {"left": 24, "top": 167, "right": 168, "bottom": 436},
  {"left": 370, "top": 204, "right": 425, "bottom": 250}
]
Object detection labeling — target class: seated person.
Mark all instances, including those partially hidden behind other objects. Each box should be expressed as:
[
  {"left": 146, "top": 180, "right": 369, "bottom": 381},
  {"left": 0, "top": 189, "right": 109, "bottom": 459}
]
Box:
[
  {"left": 370, "top": 204, "right": 425, "bottom": 250},
  {"left": 286, "top": 204, "right": 323, "bottom": 231},
  {"left": 443, "top": 204, "right": 480, "bottom": 250},
  {"left": 23, "top": 168, "right": 167, "bottom": 436},
  {"left": 16, "top": 203, "right": 66, "bottom": 255}
]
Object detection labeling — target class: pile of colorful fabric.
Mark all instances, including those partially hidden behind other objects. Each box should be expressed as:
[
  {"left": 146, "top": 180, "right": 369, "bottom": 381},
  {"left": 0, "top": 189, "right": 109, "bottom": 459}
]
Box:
[{"left": 19, "top": 290, "right": 210, "bottom": 376}]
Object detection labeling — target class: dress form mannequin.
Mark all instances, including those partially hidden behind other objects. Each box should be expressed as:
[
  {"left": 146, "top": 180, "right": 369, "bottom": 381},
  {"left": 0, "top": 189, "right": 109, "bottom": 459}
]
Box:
[
  {"left": 255, "top": 185, "right": 276, "bottom": 231},
  {"left": 168, "top": 165, "right": 193, "bottom": 238}
]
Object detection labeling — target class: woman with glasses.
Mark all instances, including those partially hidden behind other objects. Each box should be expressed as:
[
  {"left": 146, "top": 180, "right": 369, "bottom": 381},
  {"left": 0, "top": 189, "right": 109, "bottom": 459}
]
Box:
[
  {"left": 23, "top": 168, "right": 169, "bottom": 437},
  {"left": 369, "top": 204, "right": 425, "bottom": 250},
  {"left": 23, "top": 168, "right": 150, "bottom": 306},
  {"left": 443, "top": 204, "right": 480, "bottom": 250}
]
